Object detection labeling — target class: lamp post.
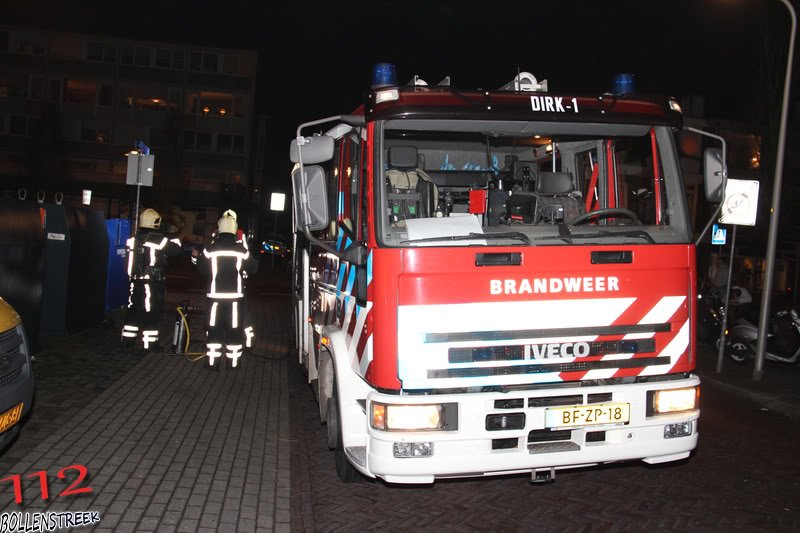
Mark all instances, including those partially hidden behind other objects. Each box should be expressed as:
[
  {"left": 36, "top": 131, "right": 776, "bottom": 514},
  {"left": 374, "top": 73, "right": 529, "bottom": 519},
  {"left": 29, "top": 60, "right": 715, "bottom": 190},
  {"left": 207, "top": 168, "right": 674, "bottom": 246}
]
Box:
[
  {"left": 270, "top": 192, "right": 286, "bottom": 269},
  {"left": 755, "top": 0, "right": 796, "bottom": 381}
]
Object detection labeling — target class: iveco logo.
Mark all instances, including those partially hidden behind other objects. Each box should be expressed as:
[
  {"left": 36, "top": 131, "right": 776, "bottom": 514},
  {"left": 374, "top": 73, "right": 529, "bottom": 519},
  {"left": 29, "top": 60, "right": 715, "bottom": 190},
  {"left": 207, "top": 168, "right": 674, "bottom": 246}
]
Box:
[
  {"left": 0, "top": 355, "right": 10, "bottom": 370},
  {"left": 528, "top": 342, "right": 591, "bottom": 359}
]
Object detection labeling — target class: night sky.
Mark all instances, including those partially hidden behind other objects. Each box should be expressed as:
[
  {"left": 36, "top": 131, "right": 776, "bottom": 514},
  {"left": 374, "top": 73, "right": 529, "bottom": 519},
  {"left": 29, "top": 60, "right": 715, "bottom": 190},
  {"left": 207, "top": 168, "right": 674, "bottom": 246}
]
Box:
[{"left": 3, "top": 0, "right": 794, "bottom": 177}]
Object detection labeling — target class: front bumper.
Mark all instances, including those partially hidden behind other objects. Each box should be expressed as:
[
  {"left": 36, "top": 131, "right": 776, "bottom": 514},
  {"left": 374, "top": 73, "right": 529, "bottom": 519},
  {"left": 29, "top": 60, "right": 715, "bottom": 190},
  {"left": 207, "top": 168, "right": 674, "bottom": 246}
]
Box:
[
  {"left": 360, "top": 376, "right": 699, "bottom": 484},
  {"left": 0, "top": 325, "right": 35, "bottom": 451}
]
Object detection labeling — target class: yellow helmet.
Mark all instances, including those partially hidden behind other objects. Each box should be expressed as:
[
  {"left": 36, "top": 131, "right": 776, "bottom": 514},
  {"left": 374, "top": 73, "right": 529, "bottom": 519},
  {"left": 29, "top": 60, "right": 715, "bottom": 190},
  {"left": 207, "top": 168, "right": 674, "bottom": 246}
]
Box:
[
  {"left": 222, "top": 209, "right": 237, "bottom": 221},
  {"left": 218, "top": 215, "right": 237, "bottom": 235},
  {"left": 140, "top": 208, "right": 161, "bottom": 229}
]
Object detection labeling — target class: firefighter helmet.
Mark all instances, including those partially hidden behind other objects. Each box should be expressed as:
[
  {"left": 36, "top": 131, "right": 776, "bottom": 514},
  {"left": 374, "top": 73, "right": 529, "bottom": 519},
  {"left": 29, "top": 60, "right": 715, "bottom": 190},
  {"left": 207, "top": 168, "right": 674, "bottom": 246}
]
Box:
[
  {"left": 139, "top": 208, "right": 161, "bottom": 229},
  {"left": 222, "top": 209, "right": 237, "bottom": 221},
  {"left": 218, "top": 215, "right": 237, "bottom": 235}
]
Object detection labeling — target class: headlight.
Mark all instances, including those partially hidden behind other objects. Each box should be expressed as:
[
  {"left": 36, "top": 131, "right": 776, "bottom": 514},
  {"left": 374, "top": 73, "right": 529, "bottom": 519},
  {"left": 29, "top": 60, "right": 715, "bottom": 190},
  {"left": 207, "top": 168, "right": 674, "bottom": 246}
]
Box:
[
  {"left": 649, "top": 387, "right": 699, "bottom": 415},
  {"left": 371, "top": 403, "right": 444, "bottom": 431}
]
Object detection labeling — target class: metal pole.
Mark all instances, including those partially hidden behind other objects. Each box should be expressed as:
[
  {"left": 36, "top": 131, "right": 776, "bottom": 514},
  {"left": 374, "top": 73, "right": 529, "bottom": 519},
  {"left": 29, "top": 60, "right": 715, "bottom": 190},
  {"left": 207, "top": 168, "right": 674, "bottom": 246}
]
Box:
[
  {"left": 272, "top": 210, "right": 278, "bottom": 269},
  {"left": 133, "top": 152, "right": 142, "bottom": 237},
  {"left": 717, "top": 224, "right": 737, "bottom": 373},
  {"left": 755, "top": 0, "right": 796, "bottom": 382}
]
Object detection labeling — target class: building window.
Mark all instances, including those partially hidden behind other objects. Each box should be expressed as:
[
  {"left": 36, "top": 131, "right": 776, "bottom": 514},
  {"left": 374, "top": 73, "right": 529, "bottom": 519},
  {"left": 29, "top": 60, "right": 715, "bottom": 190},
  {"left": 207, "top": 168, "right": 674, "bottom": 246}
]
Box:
[
  {"left": 30, "top": 77, "right": 44, "bottom": 100},
  {"left": 64, "top": 79, "right": 97, "bottom": 105},
  {"left": 10, "top": 116, "right": 39, "bottom": 136},
  {"left": 203, "top": 53, "right": 218, "bottom": 73},
  {"left": 16, "top": 35, "right": 45, "bottom": 55},
  {"left": 121, "top": 47, "right": 134, "bottom": 65},
  {"left": 88, "top": 42, "right": 116, "bottom": 63},
  {"left": 216, "top": 134, "right": 245, "bottom": 154},
  {"left": 99, "top": 84, "right": 113, "bottom": 106},
  {"left": 184, "top": 131, "right": 212, "bottom": 152},
  {"left": 149, "top": 127, "right": 166, "bottom": 147},
  {"left": 189, "top": 51, "right": 220, "bottom": 73},
  {"left": 134, "top": 47, "right": 151, "bottom": 66},
  {"left": 196, "top": 132, "right": 211, "bottom": 151},
  {"left": 222, "top": 55, "right": 239, "bottom": 75},
  {"left": 173, "top": 50, "right": 185, "bottom": 70},
  {"left": 49, "top": 79, "right": 61, "bottom": 102},
  {"left": 80, "top": 127, "right": 109, "bottom": 143},
  {"left": 10, "top": 116, "right": 28, "bottom": 135},
  {"left": 156, "top": 48, "right": 172, "bottom": 68}
]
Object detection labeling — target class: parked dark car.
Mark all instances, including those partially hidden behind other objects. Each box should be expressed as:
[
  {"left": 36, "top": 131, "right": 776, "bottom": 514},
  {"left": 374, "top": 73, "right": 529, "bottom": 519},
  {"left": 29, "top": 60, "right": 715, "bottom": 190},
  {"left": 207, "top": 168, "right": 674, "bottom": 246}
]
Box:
[{"left": 0, "top": 296, "right": 35, "bottom": 452}]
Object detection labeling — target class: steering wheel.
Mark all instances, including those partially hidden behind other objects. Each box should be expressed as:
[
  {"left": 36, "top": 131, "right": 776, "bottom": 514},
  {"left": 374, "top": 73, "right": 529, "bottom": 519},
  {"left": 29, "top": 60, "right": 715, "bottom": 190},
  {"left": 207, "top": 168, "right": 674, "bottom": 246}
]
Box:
[{"left": 567, "top": 208, "right": 643, "bottom": 226}]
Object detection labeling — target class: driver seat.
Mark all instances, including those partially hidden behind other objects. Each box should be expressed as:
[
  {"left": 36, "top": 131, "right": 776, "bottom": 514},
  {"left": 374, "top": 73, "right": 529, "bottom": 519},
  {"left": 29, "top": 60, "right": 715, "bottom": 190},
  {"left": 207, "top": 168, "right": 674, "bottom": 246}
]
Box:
[{"left": 535, "top": 171, "right": 583, "bottom": 223}]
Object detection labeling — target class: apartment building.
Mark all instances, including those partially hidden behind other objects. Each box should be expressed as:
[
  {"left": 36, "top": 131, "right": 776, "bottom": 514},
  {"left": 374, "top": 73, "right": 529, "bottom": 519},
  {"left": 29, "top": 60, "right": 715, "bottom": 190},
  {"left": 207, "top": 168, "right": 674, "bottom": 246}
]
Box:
[{"left": 0, "top": 26, "right": 259, "bottom": 243}]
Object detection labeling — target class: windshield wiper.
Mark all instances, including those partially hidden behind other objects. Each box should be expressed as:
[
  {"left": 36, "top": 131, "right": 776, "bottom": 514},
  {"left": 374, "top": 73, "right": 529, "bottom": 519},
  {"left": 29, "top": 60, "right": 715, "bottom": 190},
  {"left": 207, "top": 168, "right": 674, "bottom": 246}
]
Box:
[
  {"left": 533, "top": 228, "right": 655, "bottom": 244},
  {"left": 401, "top": 231, "right": 531, "bottom": 245}
]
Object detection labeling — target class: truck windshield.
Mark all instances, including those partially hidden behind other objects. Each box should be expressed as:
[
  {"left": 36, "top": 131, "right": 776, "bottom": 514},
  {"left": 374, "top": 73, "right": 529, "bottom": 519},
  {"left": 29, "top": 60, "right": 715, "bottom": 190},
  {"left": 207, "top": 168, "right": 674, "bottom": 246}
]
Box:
[{"left": 376, "top": 119, "right": 692, "bottom": 247}]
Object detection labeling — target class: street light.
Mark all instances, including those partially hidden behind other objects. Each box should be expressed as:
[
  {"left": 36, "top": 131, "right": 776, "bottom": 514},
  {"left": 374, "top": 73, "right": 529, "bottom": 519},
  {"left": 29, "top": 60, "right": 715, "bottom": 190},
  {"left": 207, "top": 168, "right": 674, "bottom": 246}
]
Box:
[
  {"left": 755, "top": 0, "right": 796, "bottom": 381},
  {"left": 270, "top": 192, "right": 286, "bottom": 269}
]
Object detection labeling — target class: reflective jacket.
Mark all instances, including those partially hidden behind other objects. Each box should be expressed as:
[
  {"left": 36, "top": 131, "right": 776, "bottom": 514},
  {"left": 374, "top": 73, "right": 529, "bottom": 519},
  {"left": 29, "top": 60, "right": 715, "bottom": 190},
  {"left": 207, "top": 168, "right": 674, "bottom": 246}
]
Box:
[
  {"left": 199, "top": 233, "right": 254, "bottom": 299},
  {"left": 127, "top": 230, "right": 182, "bottom": 281}
]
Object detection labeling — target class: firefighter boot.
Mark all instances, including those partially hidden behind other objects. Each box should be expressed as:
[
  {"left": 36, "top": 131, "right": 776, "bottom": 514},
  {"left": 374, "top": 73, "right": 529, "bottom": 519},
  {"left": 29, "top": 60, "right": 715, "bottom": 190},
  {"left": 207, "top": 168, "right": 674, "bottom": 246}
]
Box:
[
  {"left": 206, "top": 343, "right": 223, "bottom": 370},
  {"left": 226, "top": 344, "right": 243, "bottom": 369},
  {"left": 121, "top": 325, "right": 139, "bottom": 348}
]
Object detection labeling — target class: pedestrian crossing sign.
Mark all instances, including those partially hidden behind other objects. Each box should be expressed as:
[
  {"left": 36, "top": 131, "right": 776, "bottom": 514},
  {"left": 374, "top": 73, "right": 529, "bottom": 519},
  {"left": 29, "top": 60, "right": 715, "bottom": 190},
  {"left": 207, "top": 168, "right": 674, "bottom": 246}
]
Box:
[{"left": 712, "top": 224, "right": 726, "bottom": 245}]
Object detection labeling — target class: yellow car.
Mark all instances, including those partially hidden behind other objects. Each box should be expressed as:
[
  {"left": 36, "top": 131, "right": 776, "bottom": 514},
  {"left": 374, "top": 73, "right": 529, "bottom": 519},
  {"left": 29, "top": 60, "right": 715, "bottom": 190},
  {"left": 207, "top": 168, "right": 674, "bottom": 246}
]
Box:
[{"left": 0, "top": 297, "right": 35, "bottom": 452}]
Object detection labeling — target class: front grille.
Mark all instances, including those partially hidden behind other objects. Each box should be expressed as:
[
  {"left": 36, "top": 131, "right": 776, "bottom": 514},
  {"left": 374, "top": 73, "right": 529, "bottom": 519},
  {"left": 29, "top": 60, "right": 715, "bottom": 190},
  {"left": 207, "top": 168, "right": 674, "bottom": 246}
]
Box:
[
  {"left": 0, "top": 329, "right": 17, "bottom": 343},
  {"left": 0, "top": 328, "right": 22, "bottom": 355},
  {"left": 528, "top": 429, "right": 572, "bottom": 443},
  {"left": 428, "top": 356, "right": 670, "bottom": 379},
  {"left": 0, "top": 367, "right": 22, "bottom": 386},
  {"left": 492, "top": 438, "right": 519, "bottom": 450},
  {"left": 449, "top": 339, "right": 655, "bottom": 364},
  {"left": 529, "top": 395, "right": 582, "bottom": 408},
  {"left": 426, "top": 323, "right": 670, "bottom": 344}
]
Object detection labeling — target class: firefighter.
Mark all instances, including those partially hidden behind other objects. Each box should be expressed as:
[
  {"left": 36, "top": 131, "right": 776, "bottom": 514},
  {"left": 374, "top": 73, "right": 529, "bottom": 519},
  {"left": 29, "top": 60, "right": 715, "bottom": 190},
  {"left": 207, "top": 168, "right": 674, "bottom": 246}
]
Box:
[
  {"left": 121, "top": 208, "right": 182, "bottom": 350},
  {"left": 197, "top": 214, "right": 255, "bottom": 369}
]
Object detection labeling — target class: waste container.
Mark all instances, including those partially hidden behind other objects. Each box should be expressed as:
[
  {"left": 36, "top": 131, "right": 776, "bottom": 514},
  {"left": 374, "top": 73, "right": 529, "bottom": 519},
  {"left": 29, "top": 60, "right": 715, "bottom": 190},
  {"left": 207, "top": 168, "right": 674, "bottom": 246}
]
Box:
[{"left": 105, "top": 218, "right": 131, "bottom": 313}]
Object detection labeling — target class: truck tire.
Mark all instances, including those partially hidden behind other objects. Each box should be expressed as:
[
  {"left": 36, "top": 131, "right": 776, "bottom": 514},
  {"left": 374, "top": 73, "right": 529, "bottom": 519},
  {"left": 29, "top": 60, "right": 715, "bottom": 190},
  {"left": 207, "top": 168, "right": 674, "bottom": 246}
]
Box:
[{"left": 326, "top": 375, "right": 362, "bottom": 482}]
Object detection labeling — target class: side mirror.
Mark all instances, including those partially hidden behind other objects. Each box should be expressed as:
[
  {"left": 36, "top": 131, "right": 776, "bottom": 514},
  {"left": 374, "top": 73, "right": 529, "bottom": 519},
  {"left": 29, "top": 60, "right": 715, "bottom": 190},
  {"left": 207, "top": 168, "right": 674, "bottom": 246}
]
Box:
[
  {"left": 703, "top": 147, "right": 725, "bottom": 203},
  {"left": 291, "top": 165, "right": 329, "bottom": 232},
  {"left": 289, "top": 135, "right": 334, "bottom": 164}
]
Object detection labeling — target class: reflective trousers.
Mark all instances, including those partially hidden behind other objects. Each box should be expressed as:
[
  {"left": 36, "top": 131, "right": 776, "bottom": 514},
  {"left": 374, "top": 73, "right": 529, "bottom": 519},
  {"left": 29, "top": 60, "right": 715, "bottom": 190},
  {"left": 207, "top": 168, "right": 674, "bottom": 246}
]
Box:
[
  {"left": 122, "top": 279, "right": 165, "bottom": 349},
  {"left": 205, "top": 298, "right": 254, "bottom": 368}
]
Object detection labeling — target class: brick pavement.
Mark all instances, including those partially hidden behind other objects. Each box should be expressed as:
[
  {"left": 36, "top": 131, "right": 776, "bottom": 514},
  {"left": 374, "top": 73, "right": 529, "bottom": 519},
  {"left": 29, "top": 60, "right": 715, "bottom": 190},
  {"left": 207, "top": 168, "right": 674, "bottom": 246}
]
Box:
[{"left": 0, "top": 291, "right": 292, "bottom": 533}]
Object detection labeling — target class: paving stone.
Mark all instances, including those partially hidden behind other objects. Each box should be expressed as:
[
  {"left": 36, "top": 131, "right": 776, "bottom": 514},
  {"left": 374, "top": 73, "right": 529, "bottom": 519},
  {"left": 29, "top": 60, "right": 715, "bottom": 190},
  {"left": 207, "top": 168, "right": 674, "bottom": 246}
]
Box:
[{"left": 0, "top": 292, "right": 291, "bottom": 533}]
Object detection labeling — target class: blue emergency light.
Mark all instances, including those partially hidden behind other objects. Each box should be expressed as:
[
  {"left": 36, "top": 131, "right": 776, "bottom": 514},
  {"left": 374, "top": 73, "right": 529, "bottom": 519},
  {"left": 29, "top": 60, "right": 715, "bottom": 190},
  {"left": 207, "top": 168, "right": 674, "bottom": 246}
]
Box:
[
  {"left": 613, "top": 73, "right": 635, "bottom": 95},
  {"left": 371, "top": 62, "right": 397, "bottom": 88}
]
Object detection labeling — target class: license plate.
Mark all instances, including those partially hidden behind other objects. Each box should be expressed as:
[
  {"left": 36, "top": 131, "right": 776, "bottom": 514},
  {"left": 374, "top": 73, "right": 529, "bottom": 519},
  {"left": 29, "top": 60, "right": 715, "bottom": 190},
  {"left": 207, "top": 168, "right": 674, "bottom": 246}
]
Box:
[
  {"left": 0, "top": 403, "right": 24, "bottom": 434},
  {"left": 545, "top": 403, "right": 630, "bottom": 428}
]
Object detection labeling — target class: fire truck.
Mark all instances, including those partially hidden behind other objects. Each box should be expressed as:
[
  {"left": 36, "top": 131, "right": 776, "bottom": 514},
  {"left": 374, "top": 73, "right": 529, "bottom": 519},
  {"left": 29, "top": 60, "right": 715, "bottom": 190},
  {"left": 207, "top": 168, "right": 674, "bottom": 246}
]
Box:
[{"left": 289, "top": 67, "right": 724, "bottom": 484}]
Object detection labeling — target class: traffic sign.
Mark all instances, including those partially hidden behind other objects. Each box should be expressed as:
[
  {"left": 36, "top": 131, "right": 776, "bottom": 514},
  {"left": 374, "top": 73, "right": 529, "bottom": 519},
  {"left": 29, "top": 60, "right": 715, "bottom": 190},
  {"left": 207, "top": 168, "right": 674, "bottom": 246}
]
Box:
[{"left": 719, "top": 179, "right": 759, "bottom": 226}]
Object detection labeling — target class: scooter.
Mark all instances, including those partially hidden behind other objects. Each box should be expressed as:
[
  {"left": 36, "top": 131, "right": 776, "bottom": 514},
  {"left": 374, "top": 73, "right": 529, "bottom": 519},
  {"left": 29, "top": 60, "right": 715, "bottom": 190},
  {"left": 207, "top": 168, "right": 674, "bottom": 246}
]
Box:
[
  {"left": 697, "top": 282, "right": 752, "bottom": 343},
  {"left": 720, "top": 307, "right": 800, "bottom": 364}
]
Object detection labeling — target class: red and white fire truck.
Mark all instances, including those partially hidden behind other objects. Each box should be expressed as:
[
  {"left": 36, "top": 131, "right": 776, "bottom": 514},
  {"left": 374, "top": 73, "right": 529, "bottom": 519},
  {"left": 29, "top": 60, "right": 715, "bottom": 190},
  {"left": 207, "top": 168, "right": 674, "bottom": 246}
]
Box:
[{"left": 290, "top": 68, "right": 723, "bottom": 484}]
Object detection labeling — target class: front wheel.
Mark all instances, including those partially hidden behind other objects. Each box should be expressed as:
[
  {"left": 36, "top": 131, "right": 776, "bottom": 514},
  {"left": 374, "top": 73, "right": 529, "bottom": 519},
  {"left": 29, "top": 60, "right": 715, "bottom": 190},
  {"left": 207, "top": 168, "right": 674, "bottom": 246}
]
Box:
[
  {"left": 326, "top": 375, "right": 362, "bottom": 482},
  {"left": 718, "top": 336, "right": 751, "bottom": 363}
]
